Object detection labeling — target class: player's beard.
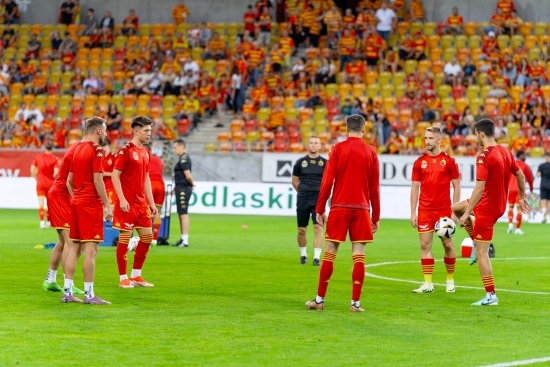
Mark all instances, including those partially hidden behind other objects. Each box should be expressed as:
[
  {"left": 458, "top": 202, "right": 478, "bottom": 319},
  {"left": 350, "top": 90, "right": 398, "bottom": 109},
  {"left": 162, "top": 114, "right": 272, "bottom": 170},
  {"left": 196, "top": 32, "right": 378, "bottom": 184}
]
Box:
[
  {"left": 98, "top": 135, "right": 105, "bottom": 145},
  {"left": 426, "top": 144, "right": 434, "bottom": 152}
]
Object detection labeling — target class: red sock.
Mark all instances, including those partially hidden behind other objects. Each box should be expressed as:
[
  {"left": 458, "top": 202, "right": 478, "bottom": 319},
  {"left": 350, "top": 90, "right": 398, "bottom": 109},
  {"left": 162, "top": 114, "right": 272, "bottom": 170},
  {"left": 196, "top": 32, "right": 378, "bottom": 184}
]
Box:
[
  {"left": 421, "top": 258, "right": 435, "bottom": 276},
  {"left": 352, "top": 254, "right": 365, "bottom": 301},
  {"left": 508, "top": 207, "right": 514, "bottom": 224},
  {"left": 38, "top": 207, "right": 45, "bottom": 221},
  {"left": 152, "top": 222, "right": 161, "bottom": 240},
  {"left": 117, "top": 232, "right": 131, "bottom": 276},
  {"left": 133, "top": 233, "right": 153, "bottom": 270},
  {"left": 482, "top": 275, "right": 495, "bottom": 293},
  {"left": 444, "top": 256, "right": 456, "bottom": 275},
  {"left": 317, "top": 252, "right": 336, "bottom": 298},
  {"left": 516, "top": 212, "right": 522, "bottom": 229}
]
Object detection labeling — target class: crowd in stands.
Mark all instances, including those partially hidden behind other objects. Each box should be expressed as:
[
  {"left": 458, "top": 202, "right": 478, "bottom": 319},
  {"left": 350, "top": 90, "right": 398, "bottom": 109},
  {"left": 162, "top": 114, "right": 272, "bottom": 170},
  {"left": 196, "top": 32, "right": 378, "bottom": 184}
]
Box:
[{"left": 0, "top": 0, "right": 549, "bottom": 156}]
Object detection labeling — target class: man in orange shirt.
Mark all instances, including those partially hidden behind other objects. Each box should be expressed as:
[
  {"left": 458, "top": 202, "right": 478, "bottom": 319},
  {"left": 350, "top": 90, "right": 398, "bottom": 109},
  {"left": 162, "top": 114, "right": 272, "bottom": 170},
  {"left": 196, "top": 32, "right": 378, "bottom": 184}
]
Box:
[
  {"left": 364, "top": 27, "right": 384, "bottom": 71},
  {"left": 528, "top": 59, "right": 546, "bottom": 86},
  {"left": 408, "top": 0, "right": 424, "bottom": 22},
  {"left": 496, "top": 0, "right": 515, "bottom": 19},
  {"left": 172, "top": 0, "right": 189, "bottom": 25},
  {"left": 446, "top": 7, "right": 464, "bottom": 34},
  {"left": 345, "top": 58, "right": 365, "bottom": 83},
  {"left": 338, "top": 28, "right": 356, "bottom": 71},
  {"left": 323, "top": 4, "right": 342, "bottom": 45},
  {"left": 31, "top": 142, "right": 59, "bottom": 228},
  {"left": 486, "top": 8, "right": 505, "bottom": 35},
  {"left": 279, "top": 30, "right": 296, "bottom": 67},
  {"left": 257, "top": 6, "right": 272, "bottom": 48},
  {"left": 342, "top": 8, "right": 355, "bottom": 27},
  {"left": 410, "top": 31, "right": 427, "bottom": 61},
  {"left": 243, "top": 5, "right": 256, "bottom": 36},
  {"left": 204, "top": 32, "right": 226, "bottom": 60}
]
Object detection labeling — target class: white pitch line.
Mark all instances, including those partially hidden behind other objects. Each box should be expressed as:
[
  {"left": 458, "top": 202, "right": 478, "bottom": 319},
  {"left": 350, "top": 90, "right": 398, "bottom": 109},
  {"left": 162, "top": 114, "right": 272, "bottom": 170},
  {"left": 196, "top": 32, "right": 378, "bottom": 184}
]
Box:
[
  {"left": 364, "top": 257, "right": 550, "bottom": 295},
  {"left": 478, "top": 356, "right": 550, "bottom": 367}
]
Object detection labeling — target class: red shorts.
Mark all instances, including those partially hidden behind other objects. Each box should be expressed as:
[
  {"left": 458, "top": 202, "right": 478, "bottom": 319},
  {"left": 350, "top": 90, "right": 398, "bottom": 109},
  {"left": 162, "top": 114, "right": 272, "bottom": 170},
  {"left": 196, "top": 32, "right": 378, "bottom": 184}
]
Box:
[
  {"left": 69, "top": 199, "right": 104, "bottom": 242},
  {"left": 508, "top": 191, "right": 519, "bottom": 205},
  {"left": 325, "top": 207, "right": 373, "bottom": 243},
  {"left": 473, "top": 210, "right": 500, "bottom": 242},
  {"left": 151, "top": 180, "right": 165, "bottom": 206},
  {"left": 417, "top": 208, "right": 452, "bottom": 233},
  {"left": 37, "top": 183, "right": 53, "bottom": 197},
  {"left": 106, "top": 187, "right": 116, "bottom": 206},
  {"left": 113, "top": 201, "right": 152, "bottom": 231},
  {"left": 47, "top": 186, "right": 71, "bottom": 230}
]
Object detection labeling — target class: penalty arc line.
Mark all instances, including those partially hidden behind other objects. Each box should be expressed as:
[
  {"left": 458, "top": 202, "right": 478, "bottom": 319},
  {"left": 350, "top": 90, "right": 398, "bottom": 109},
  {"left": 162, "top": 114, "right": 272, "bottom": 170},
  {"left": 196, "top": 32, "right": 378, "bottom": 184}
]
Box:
[
  {"left": 477, "top": 356, "right": 550, "bottom": 367},
  {"left": 364, "top": 257, "right": 550, "bottom": 295}
]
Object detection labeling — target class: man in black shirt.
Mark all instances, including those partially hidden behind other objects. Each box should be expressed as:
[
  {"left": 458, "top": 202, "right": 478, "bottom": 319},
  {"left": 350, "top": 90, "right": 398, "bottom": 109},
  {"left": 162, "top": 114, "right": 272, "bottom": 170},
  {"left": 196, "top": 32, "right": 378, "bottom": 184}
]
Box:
[
  {"left": 4, "top": 0, "right": 20, "bottom": 24},
  {"left": 537, "top": 152, "right": 550, "bottom": 223},
  {"left": 292, "top": 136, "right": 327, "bottom": 266},
  {"left": 172, "top": 139, "right": 194, "bottom": 247},
  {"left": 58, "top": 1, "right": 75, "bottom": 26}
]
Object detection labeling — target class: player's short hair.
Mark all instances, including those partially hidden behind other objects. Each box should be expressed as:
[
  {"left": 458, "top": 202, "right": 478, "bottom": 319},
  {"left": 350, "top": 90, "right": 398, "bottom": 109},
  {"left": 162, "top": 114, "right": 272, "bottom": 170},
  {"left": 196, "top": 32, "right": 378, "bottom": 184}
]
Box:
[
  {"left": 346, "top": 114, "right": 365, "bottom": 133},
  {"left": 173, "top": 138, "right": 186, "bottom": 147},
  {"left": 85, "top": 117, "right": 106, "bottom": 134},
  {"left": 425, "top": 126, "right": 442, "bottom": 136},
  {"left": 131, "top": 116, "right": 153, "bottom": 129},
  {"left": 473, "top": 118, "right": 495, "bottom": 137},
  {"left": 45, "top": 142, "right": 54, "bottom": 151},
  {"left": 308, "top": 135, "right": 320, "bottom": 141}
]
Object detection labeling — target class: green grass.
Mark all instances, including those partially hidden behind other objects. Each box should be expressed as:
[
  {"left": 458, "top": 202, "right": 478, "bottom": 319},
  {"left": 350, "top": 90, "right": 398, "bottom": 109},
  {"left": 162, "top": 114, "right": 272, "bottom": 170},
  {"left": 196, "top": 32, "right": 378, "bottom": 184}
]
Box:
[{"left": 1, "top": 209, "right": 550, "bottom": 366}]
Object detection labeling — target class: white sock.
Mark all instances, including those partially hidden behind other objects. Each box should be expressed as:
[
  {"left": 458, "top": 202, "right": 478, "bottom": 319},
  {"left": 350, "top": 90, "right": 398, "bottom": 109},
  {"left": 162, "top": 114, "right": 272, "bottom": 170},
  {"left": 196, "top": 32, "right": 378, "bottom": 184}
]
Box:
[
  {"left": 508, "top": 223, "right": 513, "bottom": 229},
  {"left": 63, "top": 279, "right": 73, "bottom": 296},
  {"left": 46, "top": 269, "right": 57, "bottom": 283},
  {"left": 487, "top": 291, "right": 496, "bottom": 299},
  {"left": 40, "top": 220, "right": 45, "bottom": 226},
  {"left": 131, "top": 269, "right": 141, "bottom": 278},
  {"left": 315, "top": 295, "right": 324, "bottom": 303},
  {"left": 299, "top": 247, "right": 307, "bottom": 257},
  {"left": 181, "top": 234, "right": 189, "bottom": 244},
  {"left": 351, "top": 300, "right": 360, "bottom": 307},
  {"left": 314, "top": 248, "right": 322, "bottom": 259},
  {"left": 120, "top": 274, "right": 128, "bottom": 281},
  {"left": 84, "top": 282, "right": 94, "bottom": 299}
]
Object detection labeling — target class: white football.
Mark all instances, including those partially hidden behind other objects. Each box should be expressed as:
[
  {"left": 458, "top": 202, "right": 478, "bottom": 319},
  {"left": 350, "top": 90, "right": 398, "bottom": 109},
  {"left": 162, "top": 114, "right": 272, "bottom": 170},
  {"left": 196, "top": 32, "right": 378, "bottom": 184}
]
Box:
[
  {"left": 435, "top": 217, "right": 456, "bottom": 238},
  {"left": 128, "top": 236, "right": 140, "bottom": 251}
]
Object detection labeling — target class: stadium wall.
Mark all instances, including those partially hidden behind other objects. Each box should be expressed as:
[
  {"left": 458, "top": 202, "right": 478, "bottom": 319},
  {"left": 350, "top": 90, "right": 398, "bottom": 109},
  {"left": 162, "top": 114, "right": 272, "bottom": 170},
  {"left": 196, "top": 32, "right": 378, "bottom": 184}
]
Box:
[{"left": 18, "top": 0, "right": 550, "bottom": 25}]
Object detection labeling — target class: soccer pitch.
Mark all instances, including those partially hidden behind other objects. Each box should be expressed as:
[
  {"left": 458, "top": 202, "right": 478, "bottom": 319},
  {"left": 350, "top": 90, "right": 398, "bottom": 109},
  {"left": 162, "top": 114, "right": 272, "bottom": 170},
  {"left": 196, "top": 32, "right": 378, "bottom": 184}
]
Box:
[{"left": 1, "top": 209, "right": 550, "bottom": 366}]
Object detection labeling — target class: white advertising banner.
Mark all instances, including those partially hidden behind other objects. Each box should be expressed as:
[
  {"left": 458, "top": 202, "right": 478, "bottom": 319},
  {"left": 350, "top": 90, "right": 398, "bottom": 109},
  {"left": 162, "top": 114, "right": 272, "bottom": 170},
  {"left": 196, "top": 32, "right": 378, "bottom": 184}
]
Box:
[{"left": 262, "top": 153, "right": 545, "bottom": 188}]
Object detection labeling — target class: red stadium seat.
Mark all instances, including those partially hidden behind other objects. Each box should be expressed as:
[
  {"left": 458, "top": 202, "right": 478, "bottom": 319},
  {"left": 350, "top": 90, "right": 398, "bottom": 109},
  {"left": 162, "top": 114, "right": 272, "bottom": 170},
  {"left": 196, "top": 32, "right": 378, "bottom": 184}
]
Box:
[
  {"left": 274, "top": 131, "right": 288, "bottom": 145},
  {"left": 451, "top": 135, "right": 464, "bottom": 148},
  {"left": 273, "top": 142, "right": 289, "bottom": 152},
  {"left": 289, "top": 131, "right": 302, "bottom": 144},
  {"left": 542, "top": 137, "right": 550, "bottom": 151},
  {"left": 244, "top": 119, "right": 258, "bottom": 133},
  {"left": 234, "top": 142, "right": 248, "bottom": 152},
  {"left": 529, "top": 135, "right": 541, "bottom": 148},
  {"left": 177, "top": 119, "right": 191, "bottom": 136}
]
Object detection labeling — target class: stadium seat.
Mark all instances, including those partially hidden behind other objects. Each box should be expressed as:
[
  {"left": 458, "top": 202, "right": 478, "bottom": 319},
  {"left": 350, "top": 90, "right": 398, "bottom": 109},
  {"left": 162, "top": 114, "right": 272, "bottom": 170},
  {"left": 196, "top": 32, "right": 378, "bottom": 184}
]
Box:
[
  {"left": 289, "top": 143, "right": 304, "bottom": 153},
  {"left": 404, "top": 60, "right": 417, "bottom": 75},
  {"left": 511, "top": 35, "right": 524, "bottom": 49},
  {"left": 457, "top": 48, "right": 470, "bottom": 63},
  {"left": 520, "top": 22, "right": 533, "bottom": 36},
  {"left": 380, "top": 85, "right": 394, "bottom": 99},
  {"left": 480, "top": 85, "right": 492, "bottom": 100},
  {"left": 497, "top": 35, "right": 510, "bottom": 50},
  {"left": 441, "top": 98, "right": 455, "bottom": 113},
  {"left": 396, "top": 22, "right": 409, "bottom": 36},
  {"left": 525, "top": 35, "right": 538, "bottom": 49},
  {"left": 540, "top": 85, "right": 550, "bottom": 99},
  {"left": 313, "top": 108, "right": 327, "bottom": 122},
  {"left": 315, "top": 120, "right": 329, "bottom": 134},
  {"left": 468, "top": 35, "right": 481, "bottom": 49},
  {"left": 428, "top": 35, "right": 440, "bottom": 50},
  {"left": 441, "top": 35, "right": 454, "bottom": 49},
  {"left": 464, "top": 22, "right": 477, "bottom": 36},
  {"left": 232, "top": 131, "right": 246, "bottom": 142},
  {"left": 365, "top": 71, "right": 378, "bottom": 86},
  {"left": 507, "top": 122, "right": 520, "bottom": 139},
  {"left": 366, "top": 84, "right": 379, "bottom": 99},
  {"left": 423, "top": 22, "right": 437, "bottom": 36},
  {"left": 338, "top": 83, "right": 351, "bottom": 98},
  {"left": 528, "top": 48, "right": 541, "bottom": 61},
  {"left": 534, "top": 22, "right": 547, "bottom": 36},
  {"left": 443, "top": 48, "right": 457, "bottom": 62},
  {"left": 530, "top": 147, "right": 545, "bottom": 157},
  {"left": 257, "top": 108, "right": 271, "bottom": 122},
  {"left": 392, "top": 72, "right": 405, "bottom": 87},
  {"left": 469, "top": 98, "right": 483, "bottom": 113},
  {"left": 466, "top": 85, "right": 481, "bottom": 100}
]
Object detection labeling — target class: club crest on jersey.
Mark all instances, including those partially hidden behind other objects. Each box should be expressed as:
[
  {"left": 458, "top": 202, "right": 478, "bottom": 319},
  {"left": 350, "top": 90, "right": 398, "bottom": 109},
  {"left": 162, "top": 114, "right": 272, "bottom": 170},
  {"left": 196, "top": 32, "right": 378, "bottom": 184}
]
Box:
[
  {"left": 420, "top": 160, "right": 427, "bottom": 169},
  {"left": 440, "top": 159, "right": 446, "bottom": 166},
  {"left": 133, "top": 152, "right": 139, "bottom": 160},
  {"left": 302, "top": 160, "right": 308, "bottom": 168},
  {"left": 318, "top": 160, "right": 324, "bottom": 166},
  {"left": 107, "top": 159, "right": 112, "bottom": 165}
]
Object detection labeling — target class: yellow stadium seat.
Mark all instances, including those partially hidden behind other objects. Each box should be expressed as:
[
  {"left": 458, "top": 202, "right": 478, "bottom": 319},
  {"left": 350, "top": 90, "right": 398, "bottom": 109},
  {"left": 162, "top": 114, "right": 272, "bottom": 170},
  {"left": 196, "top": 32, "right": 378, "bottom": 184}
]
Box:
[
  {"left": 383, "top": 97, "right": 396, "bottom": 112},
  {"left": 520, "top": 22, "right": 533, "bottom": 37},
  {"left": 464, "top": 22, "right": 477, "bottom": 36},
  {"left": 19, "top": 24, "right": 30, "bottom": 35},
  {"left": 441, "top": 98, "right": 455, "bottom": 113},
  {"left": 525, "top": 35, "right": 538, "bottom": 49},
  {"left": 366, "top": 84, "right": 379, "bottom": 99},
  {"left": 338, "top": 83, "right": 351, "bottom": 98},
  {"left": 139, "top": 24, "right": 151, "bottom": 37},
  {"left": 430, "top": 47, "right": 443, "bottom": 62},
  {"left": 396, "top": 22, "right": 409, "bottom": 36},
  {"left": 432, "top": 60, "right": 445, "bottom": 74},
  {"left": 56, "top": 24, "right": 67, "bottom": 35},
  {"left": 466, "top": 85, "right": 481, "bottom": 100},
  {"left": 257, "top": 107, "right": 271, "bottom": 122},
  {"left": 510, "top": 85, "right": 524, "bottom": 102},
  {"left": 469, "top": 98, "right": 483, "bottom": 113},
  {"left": 387, "top": 34, "right": 399, "bottom": 48},
  {"left": 480, "top": 85, "right": 492, "bottom": 100},
  {"left": 437, "top": 85, "right": 451, "bottom": 99},
  {"left": 423, "top": 22, "right": 437, "bottom": 36},
  {"left": 410, "top": 22, "right": 423, "bottom": 35},
  {"left": 380, "top": 85, "right": 394, "bottom": 99},
  {"left": 325, "top": 83, "right": 337, "bottom": 97},
  {"left": 428, "top": 35, "right": 440, "bottom": 49},
  {"left": 378, "top": 71, "right": 392, "bottom": 86},
  {"left": 315, "top": 120, "right": 329, "bottom": 134},
  {"left": 205, "top": 142, "right": 218, "bottom": 152},
  {"left": 152, "top": 24, "right": 164, "bottom": 37},
  {"left": 300, "top": 119, "right": 314, "bottom": 133},
  {"left": 497, "top": 35, "right": 510, "bottom": 50},
  {"left": 443, "top": 48, "right": 457, "bottom": 62},
  {"left": 534, "top": 22, "right": 547, "bottom": 36},
  {"left": 394, "top": 85, "right": 405, "bottom": 99},
  {"left": 441, "top": 35, "right": 454, "bottom": 49},
  {"left": 540, "top": 85, "right": 550, "bottom": 100},
  {"left": 365, "top": 71, "right": 378, "bottom": 85},
  {"left": 455, "top": 97, "right": 469, "bottom": 114},
  {"left": 507, "top": 122, "right": 520, "bottom": 139},
  {"left": 404, "top": 60, "right": 417, "bottom": 75},
  {"left": 392, "top": 72, "right": 405, "bottom": 87},
  {"left": 528, "top": 48, "right": 541, "bottom": 61},
  {"left": 454, "top": 35, "right": 467, "bottom": 50},
  {"left": 468, "top": 35, "right": 481, "bottom": 49},
  {"left": 34, "top": 94, "right": 46, "bottom": 109},
  {"left": 191, "top": 48, "right": 204, "bottom": 61},
  {"left": 418, "top": 60, "right": 431, "bottom": 74},
  {"left": 313, "top": 107, "right": 327, "bottom": 123},
  {"left": 42, "top": 24, "right": 54, "bottom": 37}
]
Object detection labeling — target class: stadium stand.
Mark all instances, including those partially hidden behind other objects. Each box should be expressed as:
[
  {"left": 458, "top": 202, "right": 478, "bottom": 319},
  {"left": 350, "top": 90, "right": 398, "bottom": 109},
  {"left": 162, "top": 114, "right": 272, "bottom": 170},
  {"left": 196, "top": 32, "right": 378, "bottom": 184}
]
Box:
[{"left": 1, "top": 0, "right": 550, "bottom": 157}]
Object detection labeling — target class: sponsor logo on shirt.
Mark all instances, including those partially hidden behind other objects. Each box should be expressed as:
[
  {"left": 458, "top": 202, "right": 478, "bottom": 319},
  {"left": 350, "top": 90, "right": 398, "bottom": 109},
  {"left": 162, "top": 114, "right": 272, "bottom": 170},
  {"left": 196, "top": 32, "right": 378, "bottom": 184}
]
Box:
[
  {"left": 302, "top": 160, "right": 308, "bottom": 168},
  {"left": 132, "top": 152, "right": 139, "bottom": 160},
  {"left": 124, "top": 222, "right": 134, "bottom": 229},
  {"left": 420, "top": 160, "right": 427, "bottom": 169},
  {"left": 418, "top": 224, "right": 429, "bottom": 230}
]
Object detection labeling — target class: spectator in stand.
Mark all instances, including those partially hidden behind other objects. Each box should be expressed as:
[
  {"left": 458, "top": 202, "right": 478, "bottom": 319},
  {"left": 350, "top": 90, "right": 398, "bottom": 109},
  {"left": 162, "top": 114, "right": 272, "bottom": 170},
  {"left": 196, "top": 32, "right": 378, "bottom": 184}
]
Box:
[
  {"left": 83, "top": 71, "right": 100, "bottom": 94},
  {"left": 230, "top": 65, "right": 244, "bottom": 113},
  {"left": 315, "top": 57, "right": 336, "bottom": 84},
  {"left": 382, "top": 47, "right": 398, "bottom": 73},
  {"left": 279, "top": 29, "right": 295, "bottom": 66},
  {"left": 496, "top": 0, "right": 515, "bottom": 20},
  {"left": 342, "top": 8, "right": 356, "bottom": 28},
  {"left": 526, "top": 80, "right": 544, "bottom": 108},
  {"left": 408, "top": 31, "right": 427, "bottom": 61},
  {"left": 121, "top": 9, "right": 139, "bottom": 36},
  {"left": 257, "top": 6, "right": 273, "bottom": 48},
  {"left": 23, "top": 102, "right": 44, "bottom": 128},
  {"left": 100, "top": 10, "right": 115, "bottom": 32},
  {"left": 486, "top": 8, "right": 505, "bottom": 35},
  {"left": 2, "top": 23, "right": 17, "bottom": 48},
  {"left": 24, "top": 69, "right": 47, "bottom": 95},
  {"left": 516, "top": 58, "right": 530, "bottom": 87},
  {"left": 0, "top": 63, "right": 9, "bottom": 95},
  {"left": 444, "top": 56, "right": 462, "bottom": 87},
  {"left": 392, "top": 0, "right": 406, "bottom": 22},
  {"left": 4, "top": 0, "right": 20, "bottom": 24},
  {"left": 60, "top": 32, "right": 77, "bottom": 53},
  {"left": 375, "top": 1, "right": 396, "bottom": 41},
  {"left": 106, "top": 103, "right": 122, "bottom": 131},
  {"left": 384, "top": 130, "right": 403, "bottom": 154},
  {"left": 204, "top": 32, "right": 226, "bottom": 60},
  {"left": 504, "top": 10, "right": 522, "bottom": 35},
  {"left": 25, "top": 34, "right": 41, "bottom": 59},
  {"left": 198, "top": 22, "right": 212, "bottom": 48},
  {"left": 323, "top": 4, "right": 342, "bottom": 46},
  {"left": 338, "top": 28, "right": 356, "bottom": 72},
  {"left": 488, "top": 69, "right": 509, "bottom": 98},
  {"left": 364, "top": 26, "right": 384, "bottom": 72},
  {"left": 243, "top": 5, "right": 256, "bottom": 37},
  {"left": 82, "top": 8, "right": 98, "bottom": 36},
  {"left": 408, "top": 0, "right": 424, "bottom": 22},
  {"left": 502, "top": 60, "right": 517, "bottom": 84},
  {"left": 300, "top": 4, "right": 318, "bottom": 48},
  {"left": 462, "top": 56, "right": 477, "bottom": 86},
  {"left": 47, "top": 30, "right": 63, "bottom": 60},
  {"left": 345, "top": 57, "right": 365, "bottom": 83},
  {"left": 58, "top": 0, "right": 76, "bottom": 26},
  {"left": 172, "top": 1, "right": 189, "bottom": 25},
  {"left": 528, "top": 59, "right": 546, "bottom": 86},
  {"left": 182, "top": 93, "right": 200, "bottom": 130},
  {"left": 445, "top": 7, "right": 464, "bottom": 34},
  {"left": 18, "top": 58, "right": 34, "bottom": 84}
]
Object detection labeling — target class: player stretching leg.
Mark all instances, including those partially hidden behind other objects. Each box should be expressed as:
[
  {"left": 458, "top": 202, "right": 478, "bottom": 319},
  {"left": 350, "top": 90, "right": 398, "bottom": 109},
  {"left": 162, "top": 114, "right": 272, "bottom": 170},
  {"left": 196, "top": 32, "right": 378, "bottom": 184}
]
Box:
[
  {"left": 291, "top": 136, "right": 327, "bottom": 266},
  {"left": 42, "top": 139, "right": 85, "bottom": 295},
  {"left": 507, "top": 150, "right": 534, "bottom": 235},
  {"left": 453, "top": 119, "right": 530, "bottom": 306},
  {"left": 305, "top": 115, "right": 380, "bottom": 312},
  {"left": 112, "top": 117, "right": 158, "bottom": 288},
  {"left": 64, "top": 117, "right": 113, "bottom": 304},
  {"left": 31, "top": 142, "right": 59, "bottom": 228},
  {"left": 410, "top": 126, "right": 461, "bottom": 293}
]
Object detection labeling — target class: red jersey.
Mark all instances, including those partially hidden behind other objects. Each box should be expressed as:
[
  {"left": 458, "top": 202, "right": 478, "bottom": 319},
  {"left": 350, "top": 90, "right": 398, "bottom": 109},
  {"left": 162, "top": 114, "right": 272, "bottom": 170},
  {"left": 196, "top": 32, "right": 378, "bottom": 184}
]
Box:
[
  {"left": 70, "top": 141, "right": 104, "bottom": 201},
  {"left": 411, "top": 152, "right": 460, "bottom": 211},
  {"left": 114, "top": 142, "right": 150, "bottom": 206},
  {"left": 475, "top": 145, "right": 519, "bottom": 215},
  {"left": 103, "top": 151, "right": 115, "bottom": 192},
  {"left": 149, "top": 155, "right": 164, "bottom": 183},
  {"left": 508, "top": 159, "right": 534, "bottom": 192},
  {"left": 316, "top": 137, "right": 381, "bottom": 222},
  {"left": 32, "top": 153, "right": 59, "bottom": 188},
  {"left": 51, "top": 142, "right": 80, "bottom": 192}
]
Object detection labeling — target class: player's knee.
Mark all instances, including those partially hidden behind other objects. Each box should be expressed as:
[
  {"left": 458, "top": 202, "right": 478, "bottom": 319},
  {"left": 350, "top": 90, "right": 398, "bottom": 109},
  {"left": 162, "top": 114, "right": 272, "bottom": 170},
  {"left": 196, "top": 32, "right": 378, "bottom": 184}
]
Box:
[
  {"left": 298, "top": 227, "right": 307, "bottom": 236},
  {"left": 140, "top": 233, "right": 153, "bottom": 244},
  {"left": 313, "top": 224, "right": 323, "bottom": 234},
  {"left": 420, "top": 241, "right": 432, "bottom": 251}
]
